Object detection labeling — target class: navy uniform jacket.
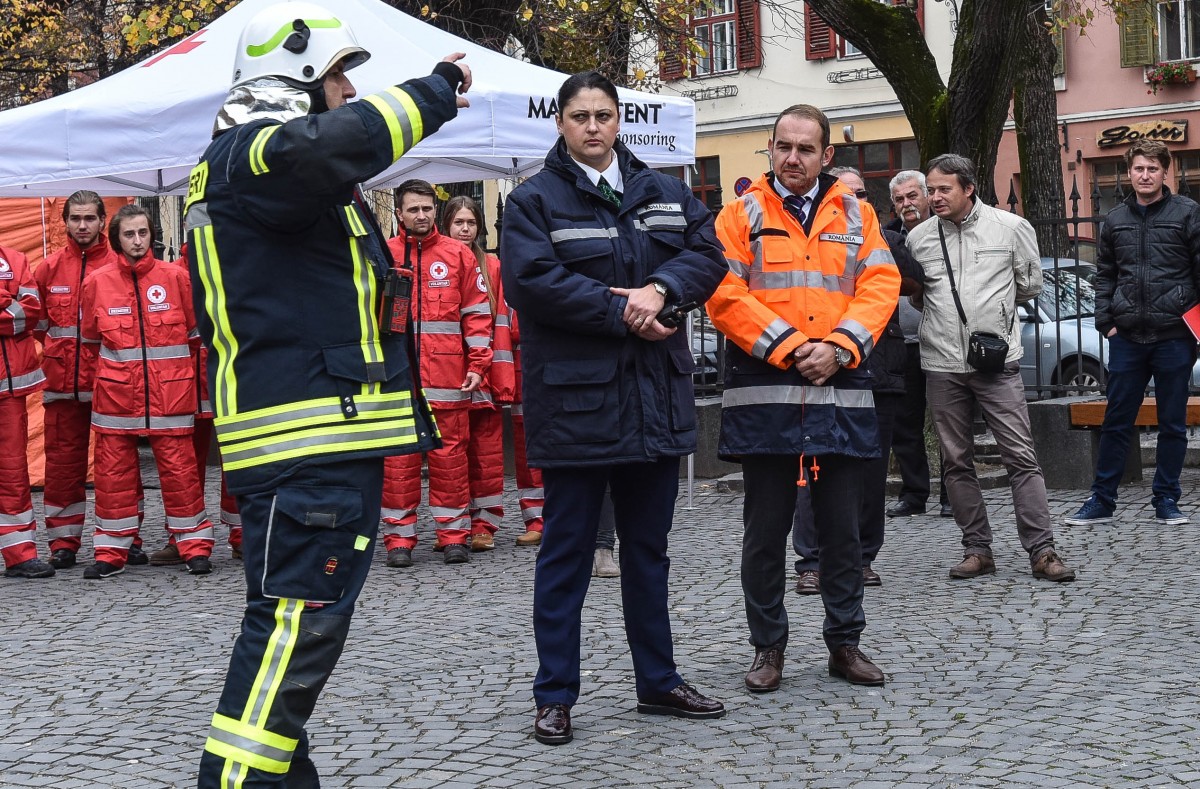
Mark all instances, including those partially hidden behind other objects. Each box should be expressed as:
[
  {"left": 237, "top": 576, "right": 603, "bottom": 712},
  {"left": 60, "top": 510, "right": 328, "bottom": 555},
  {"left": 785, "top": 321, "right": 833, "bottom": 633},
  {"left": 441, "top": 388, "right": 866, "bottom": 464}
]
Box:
[
  {"left": 500, "top": 138, "right": 727, "bottom": 468},
  {"left": 185, "top": 74, "right": 458, "bottom": 493}
]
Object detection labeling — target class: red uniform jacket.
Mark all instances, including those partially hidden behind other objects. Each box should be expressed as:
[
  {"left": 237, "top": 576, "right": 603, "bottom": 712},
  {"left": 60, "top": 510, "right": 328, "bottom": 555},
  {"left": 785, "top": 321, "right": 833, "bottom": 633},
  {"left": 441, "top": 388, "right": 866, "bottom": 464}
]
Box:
[
  {"left": 34, "top": 236, "right": 117, "bottom": 401},
  {"left": 81, "top": 252, "right": 199, "bottom": 435},
  {"left": 386, "top": 226, "right": 492, "bottom": 409},
  {"left": 0, "top": 245, "right": 45, "bottom": 399}
]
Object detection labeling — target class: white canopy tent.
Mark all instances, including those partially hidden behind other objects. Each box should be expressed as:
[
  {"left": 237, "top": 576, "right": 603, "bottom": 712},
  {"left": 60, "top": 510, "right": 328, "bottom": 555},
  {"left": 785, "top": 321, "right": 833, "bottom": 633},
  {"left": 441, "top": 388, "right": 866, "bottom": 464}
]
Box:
[{"left": 0, "top": 0, "right": 696, "bottom": 196}]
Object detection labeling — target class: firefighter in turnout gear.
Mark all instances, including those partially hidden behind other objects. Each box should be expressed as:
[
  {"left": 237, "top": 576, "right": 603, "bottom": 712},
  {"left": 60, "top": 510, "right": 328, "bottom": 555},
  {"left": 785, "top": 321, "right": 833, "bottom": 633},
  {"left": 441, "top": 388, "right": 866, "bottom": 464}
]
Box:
[{"left": 186, "top": 3, "right": 471, "bottom": 786}]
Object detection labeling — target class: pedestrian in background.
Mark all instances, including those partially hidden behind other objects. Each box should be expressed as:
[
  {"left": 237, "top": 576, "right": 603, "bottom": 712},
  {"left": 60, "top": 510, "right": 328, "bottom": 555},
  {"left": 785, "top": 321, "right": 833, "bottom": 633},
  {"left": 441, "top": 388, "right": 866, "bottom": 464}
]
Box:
[
  {"left": 502, "top": 70, "right": 727, "bottom": 746},
  {"left": 792, "top": 166, "right": 920, "bottom": 595},
  {"left": 1066, "top": 139, "right": 1200, "bottom": 527},
  {"left": 907, "top": 154, "right": 1075, "bottom": 582}
]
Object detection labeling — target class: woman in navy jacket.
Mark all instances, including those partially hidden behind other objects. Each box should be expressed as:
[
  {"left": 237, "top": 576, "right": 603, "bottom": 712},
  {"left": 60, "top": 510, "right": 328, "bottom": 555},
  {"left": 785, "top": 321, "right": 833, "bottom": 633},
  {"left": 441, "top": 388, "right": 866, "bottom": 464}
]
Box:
[{"left": 500, "top": 70, "right": 728, "bottom": 745}]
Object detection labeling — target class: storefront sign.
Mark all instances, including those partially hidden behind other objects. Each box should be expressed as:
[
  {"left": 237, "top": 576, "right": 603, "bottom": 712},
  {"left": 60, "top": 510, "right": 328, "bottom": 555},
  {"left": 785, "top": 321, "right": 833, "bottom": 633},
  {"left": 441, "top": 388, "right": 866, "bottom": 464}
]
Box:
[{"left": 1096, "top": 119, "right": 1187, "bottom": 147}]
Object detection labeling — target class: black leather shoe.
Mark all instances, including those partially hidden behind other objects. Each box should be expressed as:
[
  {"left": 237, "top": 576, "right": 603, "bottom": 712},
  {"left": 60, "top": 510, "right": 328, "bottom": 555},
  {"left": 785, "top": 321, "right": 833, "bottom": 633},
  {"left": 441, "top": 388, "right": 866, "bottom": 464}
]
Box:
[
  {"left": 886, "top": 501, "right": 926, "bottom": 517},
  {"left": 5, "top": 558, "right": 55, "bottom": 579},
  {"left": 48, "top": 549, "right": 76, "bottom": 570},
  {"left": 828, "top": 645, "right": 885, "bottom": 686},
  {"left": 862, "top": 566, "right": 882, "bottom": 587},
  {"left": 443, "top": 544, "right": 470, "bottom": 564},
  {"left": 795, "top": 570, "right": 820, "bottom": 595},
  {"left": 940, "top": 503, "right": 954, "bottom": 518},
  {"left": 186, "top": 556, "right": 213, "bottom": 575},
  {"left": 386, "top": 548, "right": 413, "bottom": 568},
  {"left": 126, "top": 545, "right": 149, "bottom": 566},
  {"left": 637, "top": 682, "right": 725, "bottom": 719},
  {"left": 745, "top": 647, "right": 784, "bottom": 692},
  {"left": 534, "top": 703, "right": 572, "bottom": 744},
  {"left": 83, "top": 561, "right": 124, "bottom": 580}
]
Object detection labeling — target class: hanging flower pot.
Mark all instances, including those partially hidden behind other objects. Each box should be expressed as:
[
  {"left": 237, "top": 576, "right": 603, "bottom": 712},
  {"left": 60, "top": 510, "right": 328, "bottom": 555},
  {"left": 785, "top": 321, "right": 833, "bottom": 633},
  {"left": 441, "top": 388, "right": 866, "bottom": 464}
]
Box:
[{"left": 1146, "top": 61, "right": 1197, "bottom": 94}]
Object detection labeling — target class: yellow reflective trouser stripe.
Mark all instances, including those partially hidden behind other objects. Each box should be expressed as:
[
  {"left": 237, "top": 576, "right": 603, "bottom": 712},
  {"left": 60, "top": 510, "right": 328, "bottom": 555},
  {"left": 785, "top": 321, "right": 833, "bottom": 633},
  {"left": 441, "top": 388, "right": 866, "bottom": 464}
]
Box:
[
  {"left": 194, "top": 225, "right": 239, "bottom": 416},
  {"left": 248, "top": 126, "right": 280, "bottom": 176},
  {"left": 205, "top": 598, "right": 303, "bottom": 786},
  {"left": 361, "top": 86, "right": 424, "bottom": 162},
  {"left": 346, "top": 232, "right": 383, "bottom": 397}
]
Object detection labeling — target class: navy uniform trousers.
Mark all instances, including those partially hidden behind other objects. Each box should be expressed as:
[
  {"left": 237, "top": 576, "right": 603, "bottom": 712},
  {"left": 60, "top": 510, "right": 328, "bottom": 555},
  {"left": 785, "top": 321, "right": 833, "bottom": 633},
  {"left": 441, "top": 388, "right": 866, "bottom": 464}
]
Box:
[
  {"left": 198, "top": 457, "right": 384, "bottom": 789},
  {"left": 533, "top": 458, "right": 685, "bottom": 707}
]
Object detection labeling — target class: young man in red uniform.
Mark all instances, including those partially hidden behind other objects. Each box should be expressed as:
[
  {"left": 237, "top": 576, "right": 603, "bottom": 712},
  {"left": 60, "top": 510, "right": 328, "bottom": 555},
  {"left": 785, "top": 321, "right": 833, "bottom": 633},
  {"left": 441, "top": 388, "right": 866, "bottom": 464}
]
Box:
[
  {"left": 80, "top": 205, "right": 215, "bottom": 578},
  {"left": 381, "top": 180, "right": 492, "bottom": 567},
  {"left": 33, "top": 191, "right": 118, "bottom": 569},
  {"left": 0, "top": 242, "right": 54, "bottom": 578}
]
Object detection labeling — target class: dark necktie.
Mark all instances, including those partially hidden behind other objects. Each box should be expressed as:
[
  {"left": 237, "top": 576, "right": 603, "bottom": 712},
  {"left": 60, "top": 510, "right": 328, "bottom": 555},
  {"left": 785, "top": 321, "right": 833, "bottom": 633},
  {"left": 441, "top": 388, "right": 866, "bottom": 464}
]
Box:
[
  {"left": 598, "top": 176, "right": 622, "bottom": 208},
  {"left": 784, "top": 194, "right": 809, "bottom": 226}
]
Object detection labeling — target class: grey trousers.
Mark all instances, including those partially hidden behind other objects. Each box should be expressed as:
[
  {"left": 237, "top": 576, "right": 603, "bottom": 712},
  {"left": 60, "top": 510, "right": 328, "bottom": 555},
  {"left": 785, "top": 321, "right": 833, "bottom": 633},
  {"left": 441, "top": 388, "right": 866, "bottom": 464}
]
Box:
[{"left": 926, "top": 363, "right": 1056, "bottom": 561}]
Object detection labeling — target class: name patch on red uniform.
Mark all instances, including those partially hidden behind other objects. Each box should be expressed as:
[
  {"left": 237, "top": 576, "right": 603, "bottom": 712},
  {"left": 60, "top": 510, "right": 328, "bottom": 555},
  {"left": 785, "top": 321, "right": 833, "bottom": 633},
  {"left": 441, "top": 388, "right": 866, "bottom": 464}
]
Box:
[
  {"left": 147, "top": 303, "right": 172, "bottom": 312},
  {"left": 108, "top": 306, "right": 132, "bottom": 315},
  {"left": 50, "top": 285, "right": 71, "bottom": 294}
]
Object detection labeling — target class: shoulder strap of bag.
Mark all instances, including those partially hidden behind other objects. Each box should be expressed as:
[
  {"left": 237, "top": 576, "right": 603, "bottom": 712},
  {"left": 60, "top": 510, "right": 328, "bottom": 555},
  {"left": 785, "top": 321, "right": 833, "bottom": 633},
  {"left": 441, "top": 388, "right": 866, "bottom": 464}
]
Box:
[{"left": 938, "top": 222, "right": 970, "bottom": 328}]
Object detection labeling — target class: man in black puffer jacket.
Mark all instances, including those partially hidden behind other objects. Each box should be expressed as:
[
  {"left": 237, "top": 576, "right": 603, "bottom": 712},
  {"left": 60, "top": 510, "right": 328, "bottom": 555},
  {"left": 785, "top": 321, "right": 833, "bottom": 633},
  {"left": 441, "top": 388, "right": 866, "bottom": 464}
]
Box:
[{"left": 1066, "top": 139, "right": 1200, "bottom": 528}]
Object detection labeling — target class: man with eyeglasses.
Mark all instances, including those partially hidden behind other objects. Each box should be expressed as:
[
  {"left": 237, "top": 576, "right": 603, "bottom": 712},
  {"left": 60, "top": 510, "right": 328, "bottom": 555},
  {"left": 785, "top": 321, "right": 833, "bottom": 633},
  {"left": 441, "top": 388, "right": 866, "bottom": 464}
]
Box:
[{"left": 791, "top": 166, "right": 921, "bottom": 595}]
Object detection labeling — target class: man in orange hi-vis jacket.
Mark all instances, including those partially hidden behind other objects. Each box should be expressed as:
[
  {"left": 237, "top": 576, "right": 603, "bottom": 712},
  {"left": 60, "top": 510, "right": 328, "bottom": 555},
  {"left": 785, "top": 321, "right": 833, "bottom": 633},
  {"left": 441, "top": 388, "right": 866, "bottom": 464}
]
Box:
[{"left": 706, "top": 104, "right": 899, "bottom": 696}]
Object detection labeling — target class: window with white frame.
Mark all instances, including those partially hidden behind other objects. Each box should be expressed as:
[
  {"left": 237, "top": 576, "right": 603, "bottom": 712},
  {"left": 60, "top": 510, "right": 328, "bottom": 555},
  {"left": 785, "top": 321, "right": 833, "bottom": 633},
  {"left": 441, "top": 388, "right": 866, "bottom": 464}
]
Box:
[
  {"left": 693, "top": 0, "right": 737, "bottom": 75},
  {"left": 1158, "top": 0, "right": 1200, "bottom": 61}
]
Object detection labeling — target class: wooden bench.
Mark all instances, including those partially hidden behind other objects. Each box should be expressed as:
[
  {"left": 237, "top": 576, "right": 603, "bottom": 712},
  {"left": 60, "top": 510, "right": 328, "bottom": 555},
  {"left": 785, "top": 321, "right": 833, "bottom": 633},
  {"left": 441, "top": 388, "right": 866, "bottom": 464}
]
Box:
[
  {"left": 1068, "top": 396, "right": 1200, "bottom": 428},
  {"left": 1029, "top": 395, "right": 1200, "bottom": 489}
]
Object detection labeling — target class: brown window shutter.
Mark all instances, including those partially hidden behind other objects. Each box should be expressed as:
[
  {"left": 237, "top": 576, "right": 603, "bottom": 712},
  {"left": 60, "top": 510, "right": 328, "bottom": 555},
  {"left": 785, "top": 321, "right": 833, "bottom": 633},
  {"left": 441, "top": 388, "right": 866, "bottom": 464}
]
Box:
[
  {"left": 1119, "top": 2, "right": 1155, "bottom": 68},
  {"left": 736, "top": 0, "right": 762, "bottom": 69},
  {"left": 805, "top": 2, "right": 836, "bottom": 61},
  {"left": 659, "top": 30, "right": 686, "bottom": 80}
]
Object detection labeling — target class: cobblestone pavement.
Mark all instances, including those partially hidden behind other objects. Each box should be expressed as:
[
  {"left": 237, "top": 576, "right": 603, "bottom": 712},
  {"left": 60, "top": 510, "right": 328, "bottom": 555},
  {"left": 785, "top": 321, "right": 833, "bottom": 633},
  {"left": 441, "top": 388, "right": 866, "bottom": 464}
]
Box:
[{"left": 3, "top": 465, "right": 1200, "bottom": 788}]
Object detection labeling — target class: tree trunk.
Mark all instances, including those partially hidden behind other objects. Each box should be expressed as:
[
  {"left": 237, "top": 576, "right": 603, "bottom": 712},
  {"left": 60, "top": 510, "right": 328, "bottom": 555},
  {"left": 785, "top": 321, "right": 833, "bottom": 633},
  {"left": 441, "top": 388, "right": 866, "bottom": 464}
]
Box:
[{"left": 1015, "top": 4, "right": 1069, "bottom": 257}]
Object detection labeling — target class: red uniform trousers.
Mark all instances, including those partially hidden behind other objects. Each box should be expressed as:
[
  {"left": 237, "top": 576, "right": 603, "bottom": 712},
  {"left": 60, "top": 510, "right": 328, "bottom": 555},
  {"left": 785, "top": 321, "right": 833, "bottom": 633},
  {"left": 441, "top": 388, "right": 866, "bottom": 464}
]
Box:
[
  {"left": 192, "top": 416, "right": 241, "bottom": 551},
  {"left": 382, "top": 407, "right": 470, "bottom": 550},
  {"left": 467, "top": 407, "right": 505, "bottom": 537},
  {"left": 93, "top": 432, "right": 214, "bottom": 568},
  {"left": 0, "top": 397, "right": 38, "bottom": 568},
  {"left": 511, "top": 406, "right": 545, "bottom": 534},
  {"left": 41, "top": 398, "right": 92, "bottom": 553}
]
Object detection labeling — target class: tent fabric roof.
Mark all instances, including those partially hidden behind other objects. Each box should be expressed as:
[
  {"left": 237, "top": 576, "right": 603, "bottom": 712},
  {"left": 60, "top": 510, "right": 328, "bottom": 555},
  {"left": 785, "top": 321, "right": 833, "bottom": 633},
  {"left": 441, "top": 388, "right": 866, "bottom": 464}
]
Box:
[{"left": 0, "top": 0, "right": 695, "bottom": 196}]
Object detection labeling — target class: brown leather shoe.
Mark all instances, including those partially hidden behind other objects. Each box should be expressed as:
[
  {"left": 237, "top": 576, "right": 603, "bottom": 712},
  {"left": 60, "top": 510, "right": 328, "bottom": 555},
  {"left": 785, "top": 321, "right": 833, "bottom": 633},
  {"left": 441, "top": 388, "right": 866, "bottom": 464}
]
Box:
[
  {"left": 862, "top": 566, "right": 882, "bottom": 587},
  {"left": 795, "top": 570, "right": 820, "bottom": 595},
  {"left": 828, "top": 645, "right": 885, "bottom": 686},
  {"left": 948, "top": 553, "right": 996, "bottom": 579},
  {"left": 148, "top": 543, "right": 183, "bottom": 566},
  {"left": 534, "top": 703, "right": 572, "bottom": 745},
  {"left": 515, "top": 530, "right": 542, "bottom": 547},
  {"left": 470, "top": 533, "right": 495, "bottom": 552},
  {"left": 744, "top": 647, "right": 784, "bottom": 692},
  {"left": 637, "top": 682, "right": 725, "bottom": 719},
  {"left": 1031, "top": 549, "right": 1076, "bottom": 582}
]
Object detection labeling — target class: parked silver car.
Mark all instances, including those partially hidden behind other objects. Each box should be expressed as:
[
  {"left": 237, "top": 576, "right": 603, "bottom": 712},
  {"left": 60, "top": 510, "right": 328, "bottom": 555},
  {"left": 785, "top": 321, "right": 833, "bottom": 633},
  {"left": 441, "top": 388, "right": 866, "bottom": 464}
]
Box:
[{"left": 1020, "top": 258, "right": 1200, "bottom": 396}]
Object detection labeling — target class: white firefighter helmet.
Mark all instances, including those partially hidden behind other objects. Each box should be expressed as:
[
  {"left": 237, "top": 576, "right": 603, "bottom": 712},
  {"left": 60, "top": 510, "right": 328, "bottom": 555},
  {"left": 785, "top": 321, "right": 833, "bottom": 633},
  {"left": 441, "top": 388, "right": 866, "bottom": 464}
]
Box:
[{"left": 231, "top": 2, "right": 370, "bottom": 89}]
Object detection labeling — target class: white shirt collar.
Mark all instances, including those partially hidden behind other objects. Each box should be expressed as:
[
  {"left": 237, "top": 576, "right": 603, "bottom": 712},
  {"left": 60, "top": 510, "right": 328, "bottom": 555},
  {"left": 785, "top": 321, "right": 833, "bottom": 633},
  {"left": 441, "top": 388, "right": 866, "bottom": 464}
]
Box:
[
  {"left": 573, "top": 154, "right": 623, "bottom": 193},
  {"left": 774, "top": 177, "right": 819, "bottom": 205}
]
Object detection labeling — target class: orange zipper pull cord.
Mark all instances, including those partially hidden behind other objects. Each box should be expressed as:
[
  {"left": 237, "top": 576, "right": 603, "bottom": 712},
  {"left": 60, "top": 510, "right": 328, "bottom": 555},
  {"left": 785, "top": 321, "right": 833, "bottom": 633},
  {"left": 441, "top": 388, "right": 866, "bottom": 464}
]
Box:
[
  {"left": 809, "top": 455, "right": 820, "bottom": 482},
  {"left": 797, "top": 454, "right": 807, "bottom": 487}
]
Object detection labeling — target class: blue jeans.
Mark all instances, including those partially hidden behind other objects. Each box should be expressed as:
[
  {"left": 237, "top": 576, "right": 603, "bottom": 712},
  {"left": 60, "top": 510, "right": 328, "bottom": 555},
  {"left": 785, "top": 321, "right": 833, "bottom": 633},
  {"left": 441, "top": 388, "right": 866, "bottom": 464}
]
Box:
[{"left": 1093, "top": 334, "right": 1196, "bottom": 508}]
